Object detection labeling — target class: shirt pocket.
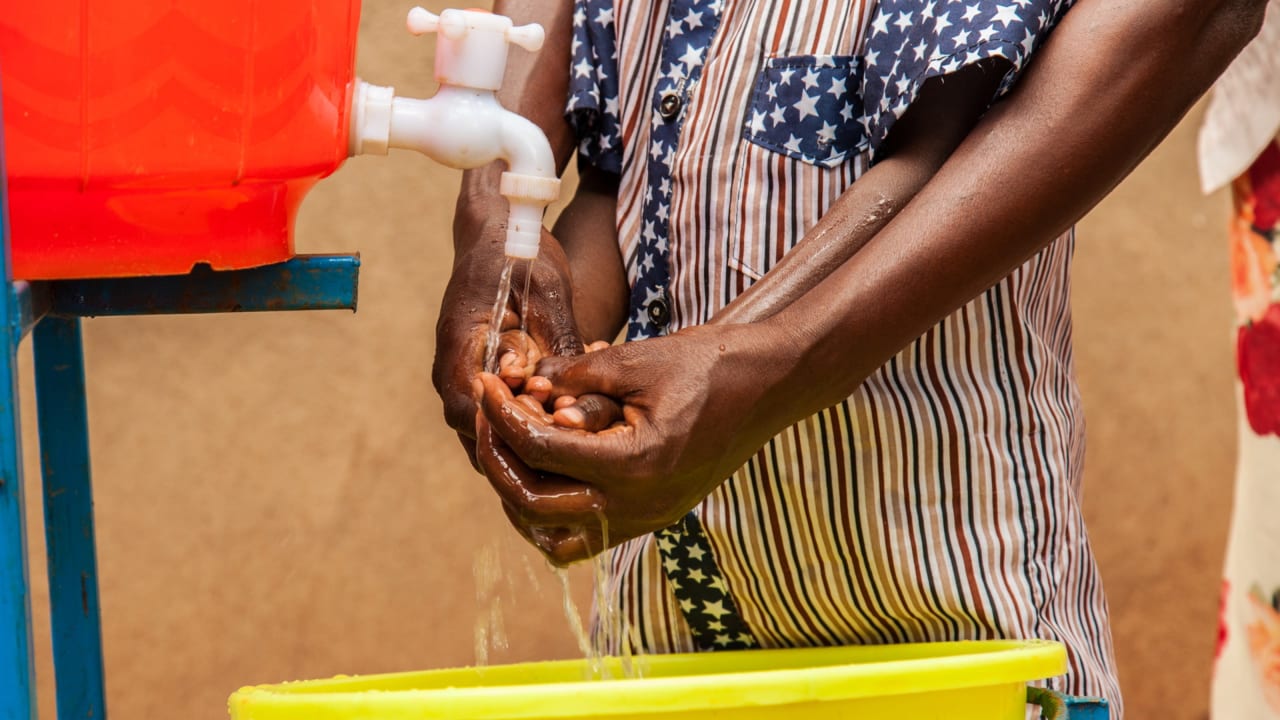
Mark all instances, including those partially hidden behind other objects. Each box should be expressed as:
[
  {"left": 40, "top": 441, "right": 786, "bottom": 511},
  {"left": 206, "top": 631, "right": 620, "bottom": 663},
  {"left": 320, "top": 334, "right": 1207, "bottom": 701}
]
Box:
[{"left": 741, "top": 55, "right": 869, "bottom": 169}]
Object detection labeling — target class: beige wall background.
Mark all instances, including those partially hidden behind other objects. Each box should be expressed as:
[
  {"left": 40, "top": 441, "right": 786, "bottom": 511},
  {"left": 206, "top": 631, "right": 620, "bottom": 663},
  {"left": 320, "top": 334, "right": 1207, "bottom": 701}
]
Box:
[{"left": 11, "top": 2, "right": 1239, "bottom": 718}]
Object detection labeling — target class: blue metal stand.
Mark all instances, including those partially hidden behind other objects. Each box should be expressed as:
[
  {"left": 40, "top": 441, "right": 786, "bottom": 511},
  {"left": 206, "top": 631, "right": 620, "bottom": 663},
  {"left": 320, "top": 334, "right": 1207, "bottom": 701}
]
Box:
[
  {"left": 0, "top": 110, "right": 360, "bottom": 720},
  {"left": 34, "top": 317, "right": 104, "bottom": 720},
  {"left": 0, "top": 156, "right": 36, "bottom": 720}
]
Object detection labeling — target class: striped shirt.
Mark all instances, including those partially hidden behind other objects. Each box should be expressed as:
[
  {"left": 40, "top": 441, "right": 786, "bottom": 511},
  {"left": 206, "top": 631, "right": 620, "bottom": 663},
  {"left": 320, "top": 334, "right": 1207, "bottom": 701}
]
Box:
[{"left": 566, "top": 0, "right": 1121, "bottom": 712}]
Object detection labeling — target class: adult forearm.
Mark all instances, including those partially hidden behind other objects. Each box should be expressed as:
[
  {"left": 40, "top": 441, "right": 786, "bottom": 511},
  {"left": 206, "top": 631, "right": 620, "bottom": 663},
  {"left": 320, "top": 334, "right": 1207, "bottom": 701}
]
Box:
[
  {"left": 711, "top": 60, "right": 1008, "bottom": 326},
  {"left": 751, "top": 0, "right": 1265, "bottom": 429},
  {"left": 436, "top": 0, "right": 590, "bottom": 440},
  {"left": 553, "top": 168, "right": 629, "bottom": 342},
  {"left": 708, "top": 157, "right": 920, "bottom": 326}
]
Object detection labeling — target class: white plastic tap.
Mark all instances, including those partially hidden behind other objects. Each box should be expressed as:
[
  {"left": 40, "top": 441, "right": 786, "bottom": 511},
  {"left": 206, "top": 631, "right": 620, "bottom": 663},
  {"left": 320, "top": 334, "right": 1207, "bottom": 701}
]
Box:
[{"left": 350, "top": 8, "right": 561, "bottom": 260}]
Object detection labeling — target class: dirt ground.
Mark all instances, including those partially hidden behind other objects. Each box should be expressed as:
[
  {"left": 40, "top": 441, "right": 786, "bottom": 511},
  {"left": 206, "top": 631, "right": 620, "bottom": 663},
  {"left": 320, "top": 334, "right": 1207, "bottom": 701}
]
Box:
[{"left": 13, "top": 2, "right": 1239, "bottom": 718}]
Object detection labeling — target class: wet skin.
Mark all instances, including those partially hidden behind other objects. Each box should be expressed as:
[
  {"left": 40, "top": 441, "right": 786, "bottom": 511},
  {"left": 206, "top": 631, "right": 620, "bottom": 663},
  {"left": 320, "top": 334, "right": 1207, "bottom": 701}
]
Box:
[
  {"left": 440, "top": 0, "right": 1269, "bottom": 564},
  {"left": 455, "top": 48, "right": 1011, "bottom": 563}
]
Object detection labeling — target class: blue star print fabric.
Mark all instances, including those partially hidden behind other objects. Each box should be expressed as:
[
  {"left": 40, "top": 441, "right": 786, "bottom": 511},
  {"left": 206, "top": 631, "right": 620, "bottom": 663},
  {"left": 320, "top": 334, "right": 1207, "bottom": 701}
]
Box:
[
  {"left": 565, "top": 1, "right": 622, "bottom": 174},
  {"left": 567, "top": 0, "right": 1076, "bottom": 170},
  {"left": 562, "top": 0, "right": 1077, "bottom": 646},
  {"left": 859, "top": 0, "right": 1077, "bottom": 158},
  {"left": 656, "top": 514, "right": 758, "bottom": 651},
  {"left": 744, "top": 56, "right": 867, "bottom": 168}
]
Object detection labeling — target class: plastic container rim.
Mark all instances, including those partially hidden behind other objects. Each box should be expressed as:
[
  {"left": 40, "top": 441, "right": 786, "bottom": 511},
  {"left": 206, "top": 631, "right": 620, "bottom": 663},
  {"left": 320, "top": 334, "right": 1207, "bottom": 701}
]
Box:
[{"left": 230, "top": 639, "right": 1067, "bottom": 720}]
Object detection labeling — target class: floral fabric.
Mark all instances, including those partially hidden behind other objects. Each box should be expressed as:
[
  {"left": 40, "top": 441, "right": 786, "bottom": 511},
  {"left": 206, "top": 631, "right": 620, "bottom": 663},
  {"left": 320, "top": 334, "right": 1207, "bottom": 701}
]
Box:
[
  {"left": 1234, "top": 144, "right": 1280, "bottom": 436},
  {"left": 1213, "top": 139, "right": 1280, "bottom": 720}
]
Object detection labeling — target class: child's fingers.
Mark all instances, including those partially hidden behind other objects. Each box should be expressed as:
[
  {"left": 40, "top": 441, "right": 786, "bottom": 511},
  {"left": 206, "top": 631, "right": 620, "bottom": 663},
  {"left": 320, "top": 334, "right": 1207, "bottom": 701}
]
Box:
[
  {"left": 525, "top": 375, "right": 553, "bottom": 405},
  {"left": 495, "top": 332, "right": 553, "bottom": 391},
  {"left": 585, "top": 340, "right": 612, "bottom": 353},
  {"left": 499, "top": 352, "right": 525, "bottom": 388},
  {"left": 523, "top": 339, "right": 546, "bottom": 366},
  {"left": 513, "top": 393, "right": 552, "bottom": 421},
  {"left": 496, "top": 330, "right": 532, "bottom": 357},
  {"left": 552, "top": 393, "right": 624, "bottom": 432}
]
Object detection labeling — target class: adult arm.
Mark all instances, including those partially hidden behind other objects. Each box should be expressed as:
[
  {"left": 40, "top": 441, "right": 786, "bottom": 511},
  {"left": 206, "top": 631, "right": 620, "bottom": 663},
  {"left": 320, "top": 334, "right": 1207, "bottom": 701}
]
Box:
[
  {"left": 550, "top": 59, "right": 1006, "bottom": 433},
  {"left": 480, "top": 0, "right": 1269, "bottom": 563},
  {"left": 477, "top": 63, "right": 1006, "bottom": 561},
  {"left": 709, "top": 60, "right": 1006, "bottom": 326},
  {"left": 434, "top": 1, "right": 629, "bottom": 544},
  {"left": 434, "top": 0, "right": 626, "bottom": 452}
]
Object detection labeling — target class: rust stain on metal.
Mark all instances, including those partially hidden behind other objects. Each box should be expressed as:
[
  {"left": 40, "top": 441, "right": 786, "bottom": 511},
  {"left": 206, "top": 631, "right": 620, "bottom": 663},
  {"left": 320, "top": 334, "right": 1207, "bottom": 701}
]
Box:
[{"left": 80, "top": 572, "right": 90, "bottom": 616}]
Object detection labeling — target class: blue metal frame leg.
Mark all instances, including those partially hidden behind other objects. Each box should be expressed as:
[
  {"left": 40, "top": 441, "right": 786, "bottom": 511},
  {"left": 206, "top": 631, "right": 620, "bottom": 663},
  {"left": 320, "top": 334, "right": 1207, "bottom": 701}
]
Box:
[
  {"left": 0, "top": 329, "right": 35, "bottom": 720},
  {"left": 33, "top": 317, "right": 105, "bottom": 720},
  {"left": 0, "top": 101, "right": 35, "bottom": 720},
  {"left": 0, "top": 316, "right": 34, "bottom": 720}
]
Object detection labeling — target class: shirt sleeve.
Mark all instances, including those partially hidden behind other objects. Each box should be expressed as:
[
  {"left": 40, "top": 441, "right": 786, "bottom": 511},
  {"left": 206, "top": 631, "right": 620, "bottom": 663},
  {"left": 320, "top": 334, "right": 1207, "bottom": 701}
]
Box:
[
  {"left": 565, "top": 0, "right": 623, "bottom": 175},
  {"left": 859, "top": 0, "right": 1076, "bottom": 160},
  {"left": 1198, "top": 0, "right": 1280, "bottom": 194}
]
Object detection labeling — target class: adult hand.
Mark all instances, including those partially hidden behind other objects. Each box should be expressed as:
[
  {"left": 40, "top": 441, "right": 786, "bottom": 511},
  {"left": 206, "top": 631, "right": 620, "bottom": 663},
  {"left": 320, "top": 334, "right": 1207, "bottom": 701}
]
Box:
[
  {"left": 474, "top": 409, "right": 607, "bottom": 565},
  {"left": 432, "top": 216, "right": 586, "bottom": 464},
  {"left": 475, "top": 322, "right": 788, "bottom": 563},
  {"left": 474, "top": 337, "right": 621, "bottom": 564}
]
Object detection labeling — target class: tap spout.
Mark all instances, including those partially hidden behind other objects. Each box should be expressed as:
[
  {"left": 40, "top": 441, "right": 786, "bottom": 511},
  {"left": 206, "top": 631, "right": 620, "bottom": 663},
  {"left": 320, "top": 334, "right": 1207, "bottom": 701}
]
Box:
[{"left": 350, "top": 80, "right": 560, "bottom": 259}]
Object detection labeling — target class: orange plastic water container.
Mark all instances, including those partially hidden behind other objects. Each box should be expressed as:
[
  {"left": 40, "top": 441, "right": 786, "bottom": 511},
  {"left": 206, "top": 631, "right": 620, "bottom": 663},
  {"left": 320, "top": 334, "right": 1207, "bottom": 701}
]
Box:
[{"left": 0, "top": 1, "right": 361, "bottom": 280}]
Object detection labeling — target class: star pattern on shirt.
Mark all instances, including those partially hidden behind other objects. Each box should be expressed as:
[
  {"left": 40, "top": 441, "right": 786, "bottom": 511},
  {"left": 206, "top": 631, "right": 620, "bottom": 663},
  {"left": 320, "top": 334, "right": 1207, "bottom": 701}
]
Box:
[
  {"left": 859, "top": 0, "right": 1075, "bottom": 156},
  {"left": 742, "top": 56, "right": 866, "bottom": 168},
  {"left": 566, "top": 0, "right": 624, "bottom": 173},
  {"left": 562, "top": 0, "right": 1078, "bottom": 648},
  {"left": 655, "top": 513, "right": 759, "bottom": 651},
  {"left": 619, "top": 0, "right": 724, "bottom": 342}
]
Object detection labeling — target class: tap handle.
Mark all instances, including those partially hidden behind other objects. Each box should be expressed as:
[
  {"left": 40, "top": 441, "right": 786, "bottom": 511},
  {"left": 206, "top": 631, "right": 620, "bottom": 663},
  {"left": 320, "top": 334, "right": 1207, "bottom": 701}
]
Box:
[
  {"left": 406, "top": 7, "right": 436, "bottom": 34},
  {"left": 406, "top": 7, "right": 467, "bottom": 39},
  {"left": 506, "top": 23, "right": 545, "bottom": 52},
  {"left": 408, "top": 7, "right": 544, "bottom": 50}
]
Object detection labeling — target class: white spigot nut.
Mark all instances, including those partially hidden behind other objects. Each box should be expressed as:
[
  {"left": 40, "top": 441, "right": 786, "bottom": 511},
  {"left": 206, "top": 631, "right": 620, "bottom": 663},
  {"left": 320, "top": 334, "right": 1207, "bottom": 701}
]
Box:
[
  {"left": 500, "top": 172, "right": 561, "bottom": 205},
  {"left": 349, "top": 80, "right": 395, "bottom": 156},
  {"left": 504, "top": 230, "right": 542, "bottom": 260}
]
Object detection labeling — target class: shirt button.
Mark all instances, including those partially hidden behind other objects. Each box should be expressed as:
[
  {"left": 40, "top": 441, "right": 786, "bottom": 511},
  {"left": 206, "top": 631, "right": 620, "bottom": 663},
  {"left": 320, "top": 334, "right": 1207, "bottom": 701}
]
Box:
[
  {"left": 648, "top": 294, "right": 671, "bottom": 329},
  {"left": 658, "top": 92, "right": 682, "bottom": 120}
]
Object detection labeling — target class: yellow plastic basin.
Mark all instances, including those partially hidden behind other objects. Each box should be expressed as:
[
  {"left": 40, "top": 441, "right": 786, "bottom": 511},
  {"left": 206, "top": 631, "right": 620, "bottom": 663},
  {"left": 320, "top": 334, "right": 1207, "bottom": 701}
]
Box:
[{"left": 229, "top": 639, "right": 1066, "bottom": 720}]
